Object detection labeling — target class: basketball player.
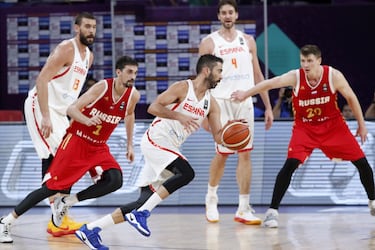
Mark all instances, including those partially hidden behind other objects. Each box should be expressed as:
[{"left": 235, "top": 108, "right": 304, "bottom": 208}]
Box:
[
  {"left": 22, "top": 12, "right": 96, "bottom": 236},
  {"left": 199, "top": 0, "right": 273, "bottom": 224},
  {"left": 0, "top": 55, "right": 140, "bottom": 244},
  {"left": 74, "top": 54, "right": 228, "bottom": 249},
  {"left": 231, "top": 44, "right": 375, "bottom": 228}
]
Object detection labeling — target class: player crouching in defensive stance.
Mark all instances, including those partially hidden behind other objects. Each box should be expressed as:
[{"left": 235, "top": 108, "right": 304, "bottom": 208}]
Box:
[
  {"left": 0, "top": 56, "right": 140, "bottom": 244},
  {"left": 74, "top": 54, "right": 242, "bottom": 249},
  {"left": 231, "top": 44, "right": 375, "bottom": 228}
]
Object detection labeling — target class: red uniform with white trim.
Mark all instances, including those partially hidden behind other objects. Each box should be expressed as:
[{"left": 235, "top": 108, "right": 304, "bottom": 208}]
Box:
[
  {"left": 288, "top": 65, "right": 365, "bottom": 163},
  {"left": 44, "top": 79, "right": 134, "bottom": 190}
]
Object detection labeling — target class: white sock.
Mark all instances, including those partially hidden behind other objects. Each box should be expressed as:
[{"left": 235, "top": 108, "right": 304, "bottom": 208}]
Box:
[
  {"left": 87, "top": 214, "right": 115, "bottom": 230},
  {"left": 49, "top": 200, "right": 55, "bottom": 214},
  {"left": 207, "top": 184, "right": 219, "bottom": 196},
  {"left": 62, "top": 195, "right": 79, "bottom": 207},
  {"left": 238, "top": 194, "right": 250, "bottom": 211},
  {"left": 1, "top": 213, "right": 16, "bottom": 225},
  {"left": 138, "top": 193, "right": 163, "bottom": 212}
]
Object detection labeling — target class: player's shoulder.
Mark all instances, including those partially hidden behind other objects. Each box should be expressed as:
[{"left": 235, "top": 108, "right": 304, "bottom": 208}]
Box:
[
  {"left": 57, "top": 39, "right": 74, "bottom": 49},
  {"left": 53, "top": 39, "right": 75, "bottom": 57},
  {"left": 200, "top": 34, "right": 214, "bottom": 45},
  {"left": 131, "top": 86, "right": 141, "bottom": 101},
  {"left": 328, "top": 66, "right": 345, "bottom": 79},
  {"left": 171, "top": 79, "right": 189, "bottom": 89},
  {"left": 241, "top": 32, "right": 255, "bottom": 43}
]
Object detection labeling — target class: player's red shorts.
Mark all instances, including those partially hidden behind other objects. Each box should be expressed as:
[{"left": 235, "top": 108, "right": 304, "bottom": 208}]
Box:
[
  {"left": 287, "top": 118, "right": 365, "bottom": 163},
  {"left": 45, "top": 133, "right": 122, "bottom": 190}
]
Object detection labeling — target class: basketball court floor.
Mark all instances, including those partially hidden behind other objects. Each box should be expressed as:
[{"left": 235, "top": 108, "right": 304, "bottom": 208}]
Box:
[{"left": 0, "top": 205, "right": 374, "bottom": 250}]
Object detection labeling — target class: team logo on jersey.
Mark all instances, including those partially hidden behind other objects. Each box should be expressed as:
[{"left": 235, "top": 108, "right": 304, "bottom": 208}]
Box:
[
  {"left": 104, "top": 96, "right": 109, "bottom": 101},
  {"left": 322, "top": 83, "right": 328, "bottom": 92},
  {"left": 239, "top": 37, "right": 244, "bottom": 45},
  {"left": 120, "top": 102, "right": 126, "bottom": 110},
  {"left": 203, "top": 99, "right": 208, "bottom": 110}
]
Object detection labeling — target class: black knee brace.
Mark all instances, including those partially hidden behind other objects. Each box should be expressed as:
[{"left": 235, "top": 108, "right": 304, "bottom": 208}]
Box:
[
  {"left": 76, "top": 169, "right": 123, "bottom": 202},
  {"left": 162, "top": 157, "right": 195, "bottom": 194}
]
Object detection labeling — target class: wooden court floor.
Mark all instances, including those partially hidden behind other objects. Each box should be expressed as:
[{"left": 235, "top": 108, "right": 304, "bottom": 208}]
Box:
[{"left": 1, "top": 205, "right": 375, "bottom": 250}]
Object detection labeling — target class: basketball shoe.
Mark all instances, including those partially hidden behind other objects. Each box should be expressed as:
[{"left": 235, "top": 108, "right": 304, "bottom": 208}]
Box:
[
  {"left": 0, "top": 217, "right": 13, "bottom": 243},
  {"left": 263, "top": 208, "right": 279, "bottom": 228},
  {"left": 47, "top": 215, "right": 84, "bottom": 237},
  {"left": 125, "top": 210, "right": 151, "bottom": 237},
  {"left": 234, "top": 205, "right": 261, "bottom": 225},
  {"left": 205, "top": 194, "right": 219, "bottom": 223},
  {"left": 369, "top": 200, "right": 375, "bottom": 216},
  {"left": 75, "top": 224, "right": 109, "bottom": 250},
  {"left": 52, "top": 196, "right": 69, "bottom": 227}
]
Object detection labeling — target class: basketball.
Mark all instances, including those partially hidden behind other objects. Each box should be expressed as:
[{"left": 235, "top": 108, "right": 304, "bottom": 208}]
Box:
[{"left": 221, "top": 122, "right": 251, "bottom": 151}]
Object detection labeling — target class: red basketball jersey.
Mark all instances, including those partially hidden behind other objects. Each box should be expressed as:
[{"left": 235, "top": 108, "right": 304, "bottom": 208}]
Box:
[
  {"left": 293, "top": 65, "right": 341, "bottom": 124},
  {"left": 67, "top": 78, "right": 133, "bottom": 144},
  {"left": 287, "top": 65, "right": 364, "bottom": 162}
]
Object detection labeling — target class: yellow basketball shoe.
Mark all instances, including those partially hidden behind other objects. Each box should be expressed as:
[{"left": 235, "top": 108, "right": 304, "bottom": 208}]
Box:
[
  {"left": 47, "top": 216, "right": 84, "bottom": 237},
  {"left": 61, "top": 215, "right": 84, "bottom": 234},
  {"left": 46, "top": 220, "right": 70, "bottom": 237}
]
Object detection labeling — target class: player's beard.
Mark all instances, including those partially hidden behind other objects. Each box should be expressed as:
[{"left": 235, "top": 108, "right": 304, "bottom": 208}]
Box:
[
  {"left": 80, "top": 33, "right": 95, "bottom": 46},
  {"left": 207, "top": 74, "right": 219, "bottom": 89},
  {"left": 222, "top": 21, "right": 234, "bottom": 30}
]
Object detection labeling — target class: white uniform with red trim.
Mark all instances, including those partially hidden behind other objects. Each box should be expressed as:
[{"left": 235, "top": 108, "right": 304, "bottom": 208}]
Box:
[
  {"left": 24, "top": 38, "right": 90, "bottom": 159},
  {"left": 208, "top": 30, "right": 255, "bottom": 153},
  {"left": 136, "top": 79, "right": 211, "bottom": 187}
]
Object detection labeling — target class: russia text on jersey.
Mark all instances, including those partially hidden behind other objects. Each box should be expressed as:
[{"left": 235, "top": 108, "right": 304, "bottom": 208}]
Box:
[
  {"left": 298, "top": 96, "right": 330, "bottom": 107},
  {"left": 89, "top": 108, "right": 122, "bottom": 124}
]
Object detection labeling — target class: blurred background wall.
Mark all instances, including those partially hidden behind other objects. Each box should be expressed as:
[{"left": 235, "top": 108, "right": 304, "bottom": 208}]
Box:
[{"left": 0, "top": 0, "right": 374, "bottom": 119}]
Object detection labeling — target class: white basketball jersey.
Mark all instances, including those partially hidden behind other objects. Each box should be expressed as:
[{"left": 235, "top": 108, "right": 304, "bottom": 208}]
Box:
[
  {"left": 209, "top": 30, "right": 254, "bottom": 99},
  {"left": 29, "top": 38, "right": 90, "bottom": 115},
  {"left": 148, "top": 79, "right": 211, "bottom": 148}
]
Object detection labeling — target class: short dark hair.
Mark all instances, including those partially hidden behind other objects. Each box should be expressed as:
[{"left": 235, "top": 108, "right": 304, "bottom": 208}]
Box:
[
  {"left": 217, "top": 0, "right": 238, "bottom": 14},
  {"left": 196, "top": 54, "right": 223, "bottom": 74},
  {"left": 75, "top": 12, "right": 96, "bottom": 25},
  {"left": 115, "top": 56, "right": 138, "bottom": 70},
  {"left": 300, "top": 44, "right": 321, "bottom": 58}
]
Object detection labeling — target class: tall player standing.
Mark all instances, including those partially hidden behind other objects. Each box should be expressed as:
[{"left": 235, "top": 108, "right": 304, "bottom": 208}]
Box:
[
  {"left": 22, "top": 12, "right": 96, "bottom": 236},
  {"left": 199, "top": 0, "right": 273, "bottom": 224}
]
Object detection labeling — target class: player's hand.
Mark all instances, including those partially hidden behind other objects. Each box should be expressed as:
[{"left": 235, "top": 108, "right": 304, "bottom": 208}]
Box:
[
  {"left": 85, "top": 115, "right": 102, "bottom": 126},
  {"left": 178, "top": 114, "right": 200, "bottom": 133},
  {"left": 356, "top": 124, "right": 368, "bottom": 144},
  {"left": 126, "top": 144, "right": 135, "bottom": 163},
  {"left": 264, "top": 109, "right": 274, "bottom": 130},
  {"left": 231, "top": 90, "right": 248, "bottom": 102},
  {"left": 41, "top": 116, "right": 53, "bottom": 138}
]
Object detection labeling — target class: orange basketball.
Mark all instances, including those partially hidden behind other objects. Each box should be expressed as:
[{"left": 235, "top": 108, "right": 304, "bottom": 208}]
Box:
[{"left": 221, "top": 122, "right": 251, "bottom": 151}]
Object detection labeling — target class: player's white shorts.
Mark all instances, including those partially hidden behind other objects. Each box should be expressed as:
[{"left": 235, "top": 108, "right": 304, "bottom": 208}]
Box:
[
  {"left": 24, "top": 92, "right": 69, "bottom": 159},
  {"left": 216, "top": 98, "right": 254, "bottom": 154},
  {"left": 136, "top": 129, "right": 183, "bottom": 187}
]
